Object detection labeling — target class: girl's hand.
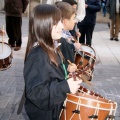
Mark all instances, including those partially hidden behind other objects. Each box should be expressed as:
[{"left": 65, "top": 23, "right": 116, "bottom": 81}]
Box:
[
  {"left": 67, "top": 77, "right": 82, "bottom": 94},
  {"left": 67, "top": 63, "right": 77, "bottom": 73}
]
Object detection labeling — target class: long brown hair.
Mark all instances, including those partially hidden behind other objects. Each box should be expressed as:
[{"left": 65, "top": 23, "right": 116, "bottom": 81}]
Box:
[{"left": 25, "top": 4, "right": 62, "bottom": 66}]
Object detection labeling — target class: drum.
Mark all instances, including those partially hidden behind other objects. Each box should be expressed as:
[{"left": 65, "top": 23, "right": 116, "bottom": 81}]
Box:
[
  {"left": 74, "top": 45, "right": 96, "bottom": 81},
  {"left": 60, "top": 87, "right": 117, "bottom": 120},
  {"left": 0, "top": 42, "right": 13, "bottom": 71},
  {"left": 78, "top": 86, "right": 104, "bottom": 99}
]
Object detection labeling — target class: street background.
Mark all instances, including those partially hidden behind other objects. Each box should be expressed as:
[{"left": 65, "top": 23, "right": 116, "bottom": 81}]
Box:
[{"left": 0, "top": 9, "right": 120, "bottom": 120}]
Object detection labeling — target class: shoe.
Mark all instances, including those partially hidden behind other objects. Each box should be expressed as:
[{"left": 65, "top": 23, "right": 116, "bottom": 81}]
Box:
[
  {"left": 110, "top": 38, "right": 113, "bottom": 40},
  {"left": 114, "top": 38, "right": 119, "bottom": 41},
  {"left": 14, "top": 46, "right": 21, "bottom": 51},
  {"left": 108, "top": 23, "right": 110, "bottom": 28}
]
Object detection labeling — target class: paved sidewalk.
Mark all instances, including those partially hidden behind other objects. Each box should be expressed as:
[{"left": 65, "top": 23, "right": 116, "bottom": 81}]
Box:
[{"left": 0, "top": 12, "right": 120, "bottom": 120}]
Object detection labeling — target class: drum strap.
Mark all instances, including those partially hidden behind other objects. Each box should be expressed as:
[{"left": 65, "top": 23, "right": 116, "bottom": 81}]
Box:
[{"left": 62, "top": 63, "right": 68, "bottom": 80}]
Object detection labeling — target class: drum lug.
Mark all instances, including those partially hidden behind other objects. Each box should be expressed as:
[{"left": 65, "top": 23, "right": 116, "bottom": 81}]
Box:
[
  {"left": 88, "top": 115, "right": 98, "bottom": 119},
  {"left": 105, "top": 115, "right": 115, "bottom": 119},
  {"left": 72, "top": 110, "right": 80, "bottom": 114}
]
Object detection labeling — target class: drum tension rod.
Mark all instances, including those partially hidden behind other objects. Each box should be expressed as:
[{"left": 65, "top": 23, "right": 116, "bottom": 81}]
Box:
[
  {"left": 106, "top": 115, "right": 115, "bottom": 119},
  {"left": 72, "top": 110, "right": 80, "bottom": 114},
  {"left": 88, "top": 115, "right": 98, "bottom": 119}
]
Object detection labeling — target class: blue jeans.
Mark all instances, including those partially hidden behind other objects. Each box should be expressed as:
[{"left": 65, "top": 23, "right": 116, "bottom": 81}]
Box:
[{"left": 101, "top": 3, "right": 106, "bottom": 15}]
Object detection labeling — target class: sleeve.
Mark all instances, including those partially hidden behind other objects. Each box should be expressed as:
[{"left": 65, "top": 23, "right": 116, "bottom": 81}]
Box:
[
  {"left": 60, "top": 38, "right": 75, "bottom": 71},
  {"left": 87, "top": 0, "right": 101, "bottom": 12},
  {"left": 24, "top": 56, "right": 70, "bottom": 111},
  {"left": 76, "top": 0, "right": 86, "bottom": 22},
  {"left": 22, "top": 0, "right": 29, "bottom": 13}
]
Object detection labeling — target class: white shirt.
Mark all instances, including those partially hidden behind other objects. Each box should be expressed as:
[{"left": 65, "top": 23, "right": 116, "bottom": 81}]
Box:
[
  {"left": 116, "top": 0, "right": 120, "bottom": 13},
  {"left": 76, "top": 0, "right": 86, "bottom": 22},
  {"left": 46, "top": 0, "right": 62, "bottom": 5},
  {"left": 46, "top": 0, "right": 86, "bottom": 22}
]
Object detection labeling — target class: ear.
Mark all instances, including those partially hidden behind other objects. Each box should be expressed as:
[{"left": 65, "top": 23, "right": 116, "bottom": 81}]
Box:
[{"left": 62, "top": 19, "right": 69, "bottom": 26}]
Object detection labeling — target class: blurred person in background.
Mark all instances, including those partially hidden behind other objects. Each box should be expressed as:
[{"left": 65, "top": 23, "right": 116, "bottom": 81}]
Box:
[
  {"left": 106, "top": 0, "right": 120, "bottom": 41},
  {"left": 4, "top": 0, "right": 28, "bottom": 50},
  {"left": 101, "top": 0, "right": 107, "bottom": 17},
  {"left": 77, "top": 0, "right": 101, "bottom": 46}
]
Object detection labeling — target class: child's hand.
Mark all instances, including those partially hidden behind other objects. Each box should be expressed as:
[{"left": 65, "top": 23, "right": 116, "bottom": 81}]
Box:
[
  {"left": 76, "top": 31, "right": 81, "bottom": 38},
  {"left": 67, "top": 63, "right": 77, "bottom": 73},
  {"left": 74, "top": 42, "right": 81, "bottom": 50},
  {"left": 67, "top": 77, "right": 82, "bottom": 94},
  {"left": 0, "top": 29, "right": 6, "bottom": 36},
  {"left": 85, "top": 4, "right": 88, "bottom": 8}
]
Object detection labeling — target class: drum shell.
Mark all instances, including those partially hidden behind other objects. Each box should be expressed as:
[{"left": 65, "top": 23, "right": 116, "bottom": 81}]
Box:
[
  {"left": 74, "top": 45, "right": 96, "bottom": 81},
  {"left": 74, "top": 44, "right": 96, "bottom": 70},
  {"left": 0, "top": 42, "right": 12, "bottom": 71},
  {"left": 60, "top": 94, "right": 117, "bottom": 120}
]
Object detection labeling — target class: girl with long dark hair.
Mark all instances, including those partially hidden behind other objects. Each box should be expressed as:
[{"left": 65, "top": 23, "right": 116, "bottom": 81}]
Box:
[{"left": 24, "top": 4, "right": 82, "bottom": 120}]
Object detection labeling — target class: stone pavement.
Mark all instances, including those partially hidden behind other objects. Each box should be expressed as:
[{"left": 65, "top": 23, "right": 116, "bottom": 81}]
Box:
[{"left": 0, "top": 12, "right": 120, "bottom": 120}]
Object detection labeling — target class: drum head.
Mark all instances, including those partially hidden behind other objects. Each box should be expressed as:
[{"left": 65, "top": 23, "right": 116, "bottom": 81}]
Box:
[
  {"left": 0, "top": 42, "right": 11, "bottom": 59},
  {"left": 80, "top": 45, "right": 96, "bottom": 56}
]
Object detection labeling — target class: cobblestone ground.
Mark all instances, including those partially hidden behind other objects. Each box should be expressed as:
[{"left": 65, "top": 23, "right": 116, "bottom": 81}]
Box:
[{"left": 0, "top": 13, "right": 120, "bottom": 120}]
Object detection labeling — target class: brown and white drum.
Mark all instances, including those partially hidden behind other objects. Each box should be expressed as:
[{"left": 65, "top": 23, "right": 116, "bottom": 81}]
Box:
[
  {"left": 60, "top": 87, "right": 117, "bottom": 120},
  {"left": 74, "top": 45, "right": 96, "bottom": 81},
  {"left": 0, "top": 42, "right": 13, "bottom": 71}
]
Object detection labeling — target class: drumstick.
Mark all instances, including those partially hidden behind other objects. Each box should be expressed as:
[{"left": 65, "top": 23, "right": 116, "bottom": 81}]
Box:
[
  {"left": 67, "top": 60, "right": 93, "bottom": 86},
  {"left": 75, "top": 28, "right": 80, "bottom": 42},
  {"left": 67, "top": 60, "right": 77, "bottom": 81}
]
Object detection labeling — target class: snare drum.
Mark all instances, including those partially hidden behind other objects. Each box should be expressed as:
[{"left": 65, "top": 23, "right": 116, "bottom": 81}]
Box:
[
  {"left": 60, "top": 94, "right": 117, "bottom": 120},
  {"left": 0, "top": 42, "right": 13, "bottom": 71},
  {"left": 74, "top": 45, "right": 96, "bottom": 81}
]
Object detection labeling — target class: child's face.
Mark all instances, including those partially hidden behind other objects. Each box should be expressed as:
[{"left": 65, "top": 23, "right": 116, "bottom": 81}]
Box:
[
  {"left": 51, "top": 20, "right": 64, "bottom": 40},
  {"left": 65, "top": 13, "right": 76, "bottom": 31}
]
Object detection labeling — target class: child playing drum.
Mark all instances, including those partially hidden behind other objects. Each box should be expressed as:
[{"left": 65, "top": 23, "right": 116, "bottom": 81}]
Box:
[
  {"left": 55, "top": 2, "right": 81, "bottom": 70},
  {"left": 23, "top": 4, "right": 82, "bottom": 120}
]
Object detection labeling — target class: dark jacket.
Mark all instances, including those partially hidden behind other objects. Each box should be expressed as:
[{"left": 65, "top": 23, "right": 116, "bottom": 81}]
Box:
[
  {"left": 78, "top": 0, "right": 101, "bottom": 25},
  {"left": 101, "top": 0, "right": 107, "bottom": 4},
  {"left": 106, "top": 0, "right": 117, "bottom": 20},
  {"left": 59, "top": 37, "right": 75, "bottom": 70},
  {"left": 4, "top": 0, "right": 28, "bottom": 17},
  {"left": 24, "top": 46, "right": 70, "bottom": 120}
]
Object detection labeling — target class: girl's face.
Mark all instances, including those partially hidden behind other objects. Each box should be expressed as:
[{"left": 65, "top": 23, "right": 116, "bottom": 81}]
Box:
[{"left": 51, "top": 20, "right": 64, "bottom": 40}]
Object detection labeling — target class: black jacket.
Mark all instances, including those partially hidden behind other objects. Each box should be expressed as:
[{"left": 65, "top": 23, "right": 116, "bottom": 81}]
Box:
[
  {"left": 78, "top": 0, "right": 101, "bottom": 25},
  {"left": 4, "top": 0, "right": 28, "bottom": 17},
  {"left": 59, "top": 37, "right": 75, "bottom": 70},
  {"left": 24, "top": 46, "right": 70, "bottom": 120},
  {"left": 101, "top": 0, "right": 107, "bottom": 4}
]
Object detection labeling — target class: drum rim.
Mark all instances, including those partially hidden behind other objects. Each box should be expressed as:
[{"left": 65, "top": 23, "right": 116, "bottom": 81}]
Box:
[
  {"left": 0, "top": 42, "right": 12, "bottom": 59},
  {"left": 0, "top": 63, "right": 12, "bottom": 71},
  {"left": 80, "top": 44, "right": 96, "bottom": 56},
  {"left": 0, "top": 42, "right": 12, "bottom": 48},
  {"left": 67, "top": 94, "right": 117, "bottom": 109}
]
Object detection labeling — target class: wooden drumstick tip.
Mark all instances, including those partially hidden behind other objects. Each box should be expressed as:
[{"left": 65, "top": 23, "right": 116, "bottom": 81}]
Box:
[{"left": 67, "top": 60, "right": 72, "bottom": 65}]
